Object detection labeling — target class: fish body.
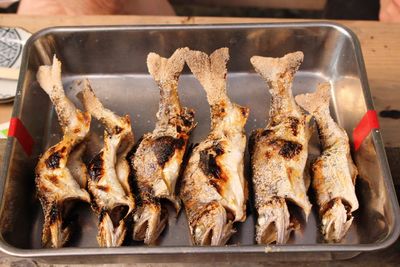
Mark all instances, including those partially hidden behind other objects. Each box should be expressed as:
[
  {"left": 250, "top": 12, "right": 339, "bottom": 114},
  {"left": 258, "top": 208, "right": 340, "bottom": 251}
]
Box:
[
  {"left": 180, "top": 48, "right": 249, "bottom": 246},
  {"left": 131, "top": 48, "right": 196, "bottom": 244},
  {"left": 249, "top": 52, "right": 312, "bottom": 244},
  {"left": 295, "top": 83, "right": 359, "bottom": 242},
  {"left": 35, "top": 56, "right": 91, "bottom": 248},
  {"left": 79, "top": 83, "right": 135, "bottom": 247}
]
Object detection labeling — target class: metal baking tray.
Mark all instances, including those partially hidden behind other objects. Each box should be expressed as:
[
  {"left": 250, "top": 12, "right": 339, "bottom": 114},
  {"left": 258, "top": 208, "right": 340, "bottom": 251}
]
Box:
[{"left": 0, "top": 23, "right": 399, "bottom": 263}]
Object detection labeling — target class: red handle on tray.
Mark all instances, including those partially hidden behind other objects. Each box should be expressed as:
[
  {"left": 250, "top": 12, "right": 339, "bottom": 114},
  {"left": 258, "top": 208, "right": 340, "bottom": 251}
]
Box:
[
  {"left": 8, "top": 117, "right": 34, "bottom": 156},
  {"left": 353, "top": 110, "right": 379, "bottom": 151}
]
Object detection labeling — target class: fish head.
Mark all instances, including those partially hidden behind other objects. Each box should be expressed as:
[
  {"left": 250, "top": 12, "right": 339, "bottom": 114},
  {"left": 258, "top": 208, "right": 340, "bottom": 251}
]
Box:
[
  {"left": 321, "top": 198, "right": 353, "bottom": 242},
  {"left": 97, "top": 211, "right": 127, "bottom": 247},
  {"left": 256, "top": 198, "right": 291, "bottom": 244},
  {"left": 95, "top": 195, "right": 134, "bottom": 247},
  {"left": 133, "top": 202, "right": 168, "bottom": 245},
  {"left": 41, "top": 204, "right": 70, "bottom": 248},
  {"left": 190, "top": 201, "right": 235, "bottom": 246},
  {"left": 41, "top": 196, "right": 89, "bottom": 248}
]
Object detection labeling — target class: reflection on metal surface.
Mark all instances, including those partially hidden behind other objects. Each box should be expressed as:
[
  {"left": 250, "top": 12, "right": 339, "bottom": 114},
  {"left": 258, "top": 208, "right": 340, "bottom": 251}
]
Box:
[{"left": 354, "top": 134, "right": 389, "bottom": 242}]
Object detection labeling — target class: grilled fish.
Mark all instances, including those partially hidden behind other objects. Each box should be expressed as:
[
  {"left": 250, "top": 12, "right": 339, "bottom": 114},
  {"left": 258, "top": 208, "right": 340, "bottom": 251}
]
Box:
[
  {"left": 130, "top": 48, "right": 196, "bottom": 244},
  {"left": 180, "top": 48, "right": 249, "bottom": 246},
  {"left": 78, "top": 83, "right": 135, "bottom": 247},
  {"left": 295, "top": 83, "right": 359, "bottom": 242},
  {"left": 35, "top": 56, "right": 91, "bottom": 248},
  {"left": 249, "top": 52, "right": 312, "bottom": 244}
]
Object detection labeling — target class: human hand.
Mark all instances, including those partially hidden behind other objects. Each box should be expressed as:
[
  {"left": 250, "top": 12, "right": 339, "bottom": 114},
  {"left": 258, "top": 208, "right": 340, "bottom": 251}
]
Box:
[{"left": 380, "top": 0, "right": 400, "bottom": 22}]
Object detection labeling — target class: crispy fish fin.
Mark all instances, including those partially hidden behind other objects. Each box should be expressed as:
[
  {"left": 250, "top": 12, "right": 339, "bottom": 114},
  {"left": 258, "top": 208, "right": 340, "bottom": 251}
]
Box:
[
  {"left": 295, "top": 83, "right": 331, "bottom": 115},
  {"left": 185, "top": 47, "right": 230, "bottom": 105},
  {"left": 250, "top": 52, "right": 303, "bottom": 90},
  {"left": 147, "top": 47, "right": 188, "bottom": 85}
]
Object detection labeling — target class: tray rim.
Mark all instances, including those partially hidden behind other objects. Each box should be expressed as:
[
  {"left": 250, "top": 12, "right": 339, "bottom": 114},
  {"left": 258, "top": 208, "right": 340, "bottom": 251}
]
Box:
[{"left": 0, "top": 21, "right": 399, "bottom": 258}]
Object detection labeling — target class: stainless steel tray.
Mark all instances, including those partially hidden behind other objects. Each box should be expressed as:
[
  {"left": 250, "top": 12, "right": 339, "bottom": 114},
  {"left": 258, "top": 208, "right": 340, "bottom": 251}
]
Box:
[{"left": 0, "top": 23, "right": 399, "bottom": 263}]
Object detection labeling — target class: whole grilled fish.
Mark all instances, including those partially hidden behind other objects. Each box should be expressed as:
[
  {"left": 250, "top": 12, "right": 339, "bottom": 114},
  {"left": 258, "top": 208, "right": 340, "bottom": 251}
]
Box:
[
  {"left": 295, "top": 83, "right": 359, "bottom": 242},
  {"left": 180, "top": 48, "right": 249, "bottom": 246},
  {"left": 79, "top": 83, "right": 135, "bottom": 247},
  {"left": 131, "top": 48, "right": 196, "bottom": 244},
  {"left": 249, "top": 52, "right": 312, "bottom": 244},
  {"left": 35, "top": 56, "right": 91, "bottom": 248}
]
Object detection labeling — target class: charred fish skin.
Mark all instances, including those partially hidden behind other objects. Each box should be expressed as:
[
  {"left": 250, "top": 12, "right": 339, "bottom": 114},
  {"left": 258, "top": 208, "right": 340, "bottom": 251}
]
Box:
[
  {"left": 131, "top": 48, "right": 196, "bottom": 245},
  {"left": 180, "top": 48, "right": 249, "bottom": 246},
  {"left": 249, "top": 52, "right": 312, "bottom": 245},
  {"left": 79, "top": 83, "right": 135, "bottom": 247},
  {"left": 295, "top": 83, "right": 359, "bottom": 242},
  {"left": 35, "top": 55, "right": 91, "bottom": 248}
]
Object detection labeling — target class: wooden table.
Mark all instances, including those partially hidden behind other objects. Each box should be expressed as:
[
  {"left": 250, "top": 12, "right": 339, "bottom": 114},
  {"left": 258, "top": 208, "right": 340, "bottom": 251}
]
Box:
[{"left": 0, "top": 15, "right": 399, "bottom": 266}]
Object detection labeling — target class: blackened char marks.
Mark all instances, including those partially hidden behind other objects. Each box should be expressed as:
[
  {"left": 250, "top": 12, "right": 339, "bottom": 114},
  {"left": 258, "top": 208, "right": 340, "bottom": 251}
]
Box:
[
  {"left": 88, "top": 152, "right": 105, "bottom": 182},
  {"left": 199, "top": 143, "right": 224, "bottom": 178},
  {"left": 288, "top": 117, "right": 300, "bottom": 136},
  {"left": 248, "top": 131, "right": 259, "bottom": 156},
  {"left": 199, "top": 143, "right": 227, "bottom": 193},
  {"left": 279, "top": 140, "right": 302, "bottom": 159},
  {"left": 127, "top": 136, "right": 143, "bottom": 197},
  {"left": 45, "top": 151, "right": 62, "bottom": 169},
  {"left": 180, "top": 111, "right": 195, "bottom": 127},
  {"left": 268, "top": 139, "right": 303, "bottom": 159},
  {"left": 49, "top": 203, "right": 59, "bottom": 225},
  {"left": 152, "top": 136, "right": 185, "bottom": 167},
  {"left": 98, "top": 208, "right": 107, "bottom": 225},
  {"left": 261, "top": 129, "right": 273, "bottom": 137},
  {"left": 114, "top": 125, "right": 122, "bottom": 134}
]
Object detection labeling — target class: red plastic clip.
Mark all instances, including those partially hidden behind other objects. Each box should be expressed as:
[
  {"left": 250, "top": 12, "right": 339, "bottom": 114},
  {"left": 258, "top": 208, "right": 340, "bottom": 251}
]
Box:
[
  {"left": 8, "top": 117, "right": 34, "bottom": 156},
  {"left": 353, "top": 110, "right": 379, "bottom": 151}
]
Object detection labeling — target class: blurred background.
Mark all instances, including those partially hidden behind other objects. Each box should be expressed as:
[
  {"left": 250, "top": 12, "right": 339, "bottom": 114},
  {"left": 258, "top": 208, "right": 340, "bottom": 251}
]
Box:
[{"left": 0, "top": 0, "right": 385, "bottom": 21}]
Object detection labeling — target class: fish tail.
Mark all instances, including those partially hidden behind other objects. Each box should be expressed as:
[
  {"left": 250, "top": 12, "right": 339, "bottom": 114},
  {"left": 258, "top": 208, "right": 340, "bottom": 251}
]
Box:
[
  {"left": 77, "top": 79, "right": 126, "bottom": 133},
  {"left": 147, "top": 48, "right": 188, "bottom": 119},
  {"left": 185, "top": 47, "right": 230, "bottom": 106},
  {"left": 250, "top": 51, "right": 303, "bottom": 95},
  {"left": 36, "top": 55, "right": 64, "bottom": 99},
  {"left": 295, "top": 83, "right": 331, "bottom": 115},
  {"left": 147, "top": 47, "right": 188, "bottom": 86},
  {"left": 37, "top": 55, "right": 82, "bottom": 132}
]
